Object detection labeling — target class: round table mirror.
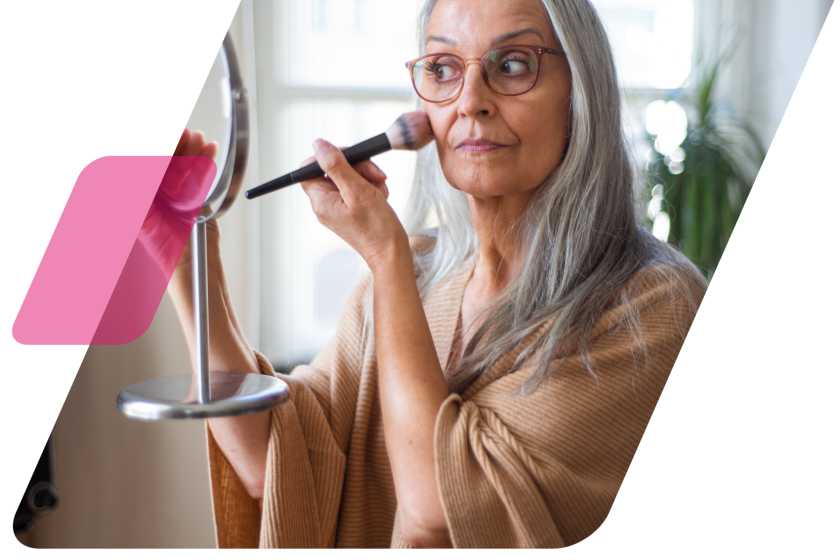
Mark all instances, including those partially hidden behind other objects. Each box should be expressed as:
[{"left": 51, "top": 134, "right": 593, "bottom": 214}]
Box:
[{"left": 118, "top": 34, "right": 289, "bottom": 421}]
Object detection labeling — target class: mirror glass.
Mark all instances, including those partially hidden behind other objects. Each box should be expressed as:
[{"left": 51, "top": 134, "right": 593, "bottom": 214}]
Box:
[{"left": 185, "top": 45, "right": 233, "bottom": 203}]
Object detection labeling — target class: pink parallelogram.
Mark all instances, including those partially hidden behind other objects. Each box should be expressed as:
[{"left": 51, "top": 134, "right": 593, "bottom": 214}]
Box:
[{"left": 13, "top": 156, "right": 216, "bottom": 345}]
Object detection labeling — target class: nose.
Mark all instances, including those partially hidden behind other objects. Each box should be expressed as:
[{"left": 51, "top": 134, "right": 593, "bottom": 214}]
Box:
[{"left": 457, "top": 60, "right": 495, "bottom": 118}]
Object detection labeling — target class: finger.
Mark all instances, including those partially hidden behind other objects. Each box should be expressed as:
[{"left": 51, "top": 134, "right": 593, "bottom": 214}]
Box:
[
  {"left": 301, "top": 180, "right": 344, "bottom": 220},
  {"left": 312, "top": 139, "right": 371, "bottom": 207},
  {"left": 354, "top": 160, "right": 388, "bottom": 183},
  {"left": 367, "top": 179, "right": 389, "bottom": 200},
  {"left": 174, "top": 128, "right": 191, "bottom": 156},
  {"left": 302, "top": 147, "right": 386, "bottom": 203},
  {"left": 301, "top": 175, "right": 340, "bottom": 196},
  {"left": 183, "top": 130, "right": 207, "bottom": 157},
  {"left": 193, "top": 142, "right": 219, "bottom": 192},
  {"left": 200, "top": 141, "right": 218, "bottom": 161},
  {"left": 300, "top": 164, "right": 341, "bottom": 207},
  {"left": 301, "top": 180, "right": 334, "bottom": 204},
  {"left": 168, "top": 137, "right": 217, "bottom": 197},
  {"left": 353, "top": 161, "right": 388, "bottom": 200}
]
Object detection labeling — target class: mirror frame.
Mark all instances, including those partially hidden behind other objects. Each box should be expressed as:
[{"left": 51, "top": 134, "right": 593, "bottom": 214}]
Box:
[{"left": 198, "top": 33, "right": 249, "bottom": 223}]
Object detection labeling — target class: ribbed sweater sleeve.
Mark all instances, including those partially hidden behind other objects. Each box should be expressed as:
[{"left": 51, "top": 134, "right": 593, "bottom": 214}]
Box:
[
  {"left": 258, "top": 373, "right": 347, "bottom": 547},
  {"left": 206, "top": 351, "right": 347, "bottom": 548},
  {"left": 207, "top": 274, "right": 375, "bottom": 548},
  {"left": 206, "top": 410, "right": 262, "bottom": 548},
  {"left": 433, "top": 267, "right": 705, "bottom": 547}
]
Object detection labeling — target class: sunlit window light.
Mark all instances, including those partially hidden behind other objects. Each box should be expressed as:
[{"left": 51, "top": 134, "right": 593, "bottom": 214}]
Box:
[
  {"left": 649, "top": 0, "right": 694, "bottom": 88},
  {"left": 652, "top": 211, "right": 671, "bottom": 242},
  {"left": 647, "top": 194, "right": 663, "bottom": 220},
  {"left": 646, "top": 100, "right": 688, "bottom": 156},
  {"left": 592, "top": 0, "right": 694, "bottom": 89},
  {"left": 670, "top": 146, "right": 686, "bottom": 162}
]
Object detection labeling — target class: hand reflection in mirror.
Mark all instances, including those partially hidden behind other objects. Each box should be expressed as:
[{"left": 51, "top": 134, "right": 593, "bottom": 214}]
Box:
[{"left": 137, "top": 129, "right": 218, "bottom": 276}]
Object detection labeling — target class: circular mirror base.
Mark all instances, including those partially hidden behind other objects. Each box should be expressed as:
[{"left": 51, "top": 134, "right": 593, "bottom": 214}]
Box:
[{"left": 118, "top": 372, "right": 289, "bottom": 421}]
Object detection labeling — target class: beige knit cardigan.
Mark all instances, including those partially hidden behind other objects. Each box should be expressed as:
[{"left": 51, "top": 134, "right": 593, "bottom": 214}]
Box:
[{"left": 206, "top": 261, "right": 705, "bottom": 548}]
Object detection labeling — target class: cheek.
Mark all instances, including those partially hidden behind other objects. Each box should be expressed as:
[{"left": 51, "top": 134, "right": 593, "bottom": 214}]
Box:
[
  {"left": 425, "top": 104, "right": 457, "bottom": 169},
  {"left": 424, "top": 103, "right": 454, "bottom": 144},
  {"left": 435, "top": 139, "right": 466, "bottom": 189},
  {"left": 508, "top": 111, "right": 562, "bottom": 167},
  {"left": 520, "top": 98, "right": 570, "bottom": 168}
]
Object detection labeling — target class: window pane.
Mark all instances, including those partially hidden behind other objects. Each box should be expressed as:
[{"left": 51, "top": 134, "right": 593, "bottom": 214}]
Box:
[
  {"left": 276, "top": 0, "right": 695, "bottom": 90},
  {"left": 263, "top": 98, "right": 416, "bottom": 365},
  {"left": 591, "top": 0, "right": 694, "bottom": 89},
  {"left": 279, "top": 0, "right": 423, "bottom": 88}
]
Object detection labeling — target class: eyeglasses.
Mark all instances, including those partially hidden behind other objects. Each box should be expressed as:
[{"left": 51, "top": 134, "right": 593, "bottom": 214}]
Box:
[{"left": 405, "top": 44, "right": 565, "bottom": 103}]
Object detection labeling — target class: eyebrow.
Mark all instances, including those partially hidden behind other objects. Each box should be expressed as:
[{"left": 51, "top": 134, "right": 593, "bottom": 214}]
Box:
[
  {"left": 491, "top": 27, "right": 546, "bottom": 47},
  {"left": 425, "top": 27, "right": 546, "bottom": 48},
  {"left": 425, "top": 34, "right": 457, "bottom": 46}
]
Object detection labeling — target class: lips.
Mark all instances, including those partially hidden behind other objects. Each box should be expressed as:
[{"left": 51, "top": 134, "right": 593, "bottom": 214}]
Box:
[{"left": 455, "top": 138, "right": 508, "bottom": 153}]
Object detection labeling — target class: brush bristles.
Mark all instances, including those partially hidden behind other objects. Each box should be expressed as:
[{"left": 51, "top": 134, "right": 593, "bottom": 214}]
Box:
[{"left": 385, "top": 111, "right": 434, "bottom": 151}]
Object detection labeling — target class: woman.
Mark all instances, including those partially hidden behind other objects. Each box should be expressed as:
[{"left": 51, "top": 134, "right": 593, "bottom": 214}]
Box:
[{"left": 169, "top": 0, "right": 706, "bottom": 548}]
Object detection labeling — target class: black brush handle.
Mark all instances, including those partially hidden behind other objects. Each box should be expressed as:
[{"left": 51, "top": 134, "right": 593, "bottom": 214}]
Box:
[{"left": 245, "top": 133, "right": 392, "bottom": 199}]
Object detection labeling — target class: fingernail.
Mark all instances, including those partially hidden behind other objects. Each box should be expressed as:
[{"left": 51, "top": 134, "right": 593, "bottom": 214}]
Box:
[{"left": 313, "top": 139, "right": 330, "bottom": 157}]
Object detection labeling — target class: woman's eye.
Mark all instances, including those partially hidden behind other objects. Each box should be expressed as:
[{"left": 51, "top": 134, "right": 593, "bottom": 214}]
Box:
[
  {"left": 426, "top": 61, "right": 459, "bottom": 81},
  {"left": 500, "top": 58, "right": 530, "bottom": 74}
]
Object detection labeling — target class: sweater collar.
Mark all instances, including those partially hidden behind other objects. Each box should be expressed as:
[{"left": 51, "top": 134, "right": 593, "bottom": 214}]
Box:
[{"left": 423, "top": 261, "right": 476, "bottom": 376}]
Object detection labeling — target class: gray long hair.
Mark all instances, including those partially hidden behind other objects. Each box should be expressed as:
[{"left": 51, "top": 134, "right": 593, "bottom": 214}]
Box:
[{"left": 399, "top": 0, "right": 705, "bottom": 394}]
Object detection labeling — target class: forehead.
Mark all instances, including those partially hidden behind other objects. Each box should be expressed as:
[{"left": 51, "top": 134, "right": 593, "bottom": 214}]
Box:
[{"left": 426, "top": 0, "right": 555, "bottom": 53}]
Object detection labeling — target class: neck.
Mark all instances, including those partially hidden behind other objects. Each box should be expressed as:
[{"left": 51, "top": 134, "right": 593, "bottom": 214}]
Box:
[{"left": 467, "top": 192, "right": 532, "bottom": 295}]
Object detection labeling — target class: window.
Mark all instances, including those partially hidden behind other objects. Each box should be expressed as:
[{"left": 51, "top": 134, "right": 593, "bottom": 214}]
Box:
[
  {"left": 253, "top": 0, "right": 422, "bottom": 368},
  {"left": 593, "top": 0, "right": 694, "bottom": 90},
  {"left": 593, "top": 0, "right": 694, "bottom": 244},
  {"left": 252, "top": 0, "right": 694, "bottom": 368}
]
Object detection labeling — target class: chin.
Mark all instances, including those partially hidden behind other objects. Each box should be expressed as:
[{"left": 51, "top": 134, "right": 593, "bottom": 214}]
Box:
[
  {"left": 444, "top": 167, "right": 535, "bottom": 199},
  {"left": 448, "top": 177, "right": 518, "bottom": 198}
]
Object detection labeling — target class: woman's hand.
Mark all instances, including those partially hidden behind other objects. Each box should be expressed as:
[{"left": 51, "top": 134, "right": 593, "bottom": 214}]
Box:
[{"left": 300, "top": 139, "right": 408, "bottom": 272}]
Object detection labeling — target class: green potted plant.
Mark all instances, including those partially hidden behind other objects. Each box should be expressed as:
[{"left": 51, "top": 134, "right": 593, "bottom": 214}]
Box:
[{"left": 644, "top": 46, "right": 766, "bottom": 279}]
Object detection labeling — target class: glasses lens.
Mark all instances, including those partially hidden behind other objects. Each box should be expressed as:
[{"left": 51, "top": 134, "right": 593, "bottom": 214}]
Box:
[
  {"left": 484, "top": 47, "right": 539, "bottom": 95},
  {"left": 412, "top": 55, "right": 464, "bottom": 102}
]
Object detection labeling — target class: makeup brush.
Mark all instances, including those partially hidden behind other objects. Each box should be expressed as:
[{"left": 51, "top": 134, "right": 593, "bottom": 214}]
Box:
[{"left": 245, "top": 111, "right": 433, "bottom": 200}]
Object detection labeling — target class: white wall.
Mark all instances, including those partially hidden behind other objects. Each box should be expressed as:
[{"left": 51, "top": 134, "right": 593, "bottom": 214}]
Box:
[
  {"left": 695, "top": 0, "right": 834, "bottom": 148},
  {"left": 747, "top": 0, "right": 833, "bottom": 151}
]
